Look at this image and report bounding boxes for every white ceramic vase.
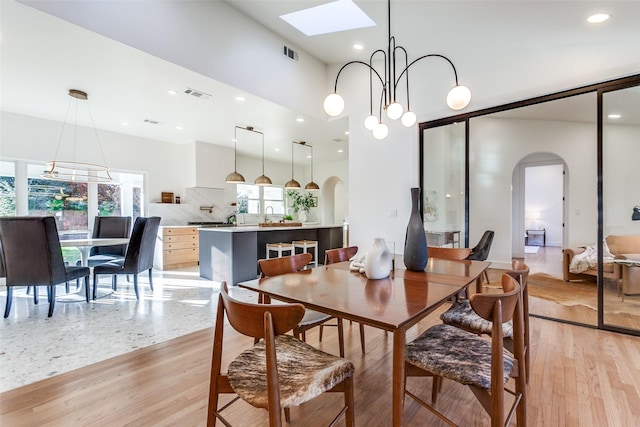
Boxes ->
[364,238,393,280]
[298,210,307,223]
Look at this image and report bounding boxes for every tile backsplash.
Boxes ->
[148,187,235,226]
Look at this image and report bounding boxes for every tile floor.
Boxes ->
[0,267,255,393]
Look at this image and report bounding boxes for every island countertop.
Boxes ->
[198,224,343,284]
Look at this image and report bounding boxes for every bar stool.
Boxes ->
[266,242,294,259]
[293,240,318,268]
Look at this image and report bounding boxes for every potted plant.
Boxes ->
[287,190,315,222]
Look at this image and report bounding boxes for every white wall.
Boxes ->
[525,164,564,247]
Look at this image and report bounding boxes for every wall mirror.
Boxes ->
[420,74,640,336]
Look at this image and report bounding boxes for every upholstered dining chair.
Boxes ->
[466,230,495,284]
[0,216,90,318]
[92,216,160,300]
[258,253,345,357]
[208,282,355,427]
[322,246,368,354]
[87,216,131,267]
[404,274,527,427]
[440,259,531,383]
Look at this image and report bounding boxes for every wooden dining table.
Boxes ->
[238,257,490,426]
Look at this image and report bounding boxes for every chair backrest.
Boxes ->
[219,282,305,339]
[508,259,530,291]
[324,246,358,265]
[0,216,67,287]
[427,246,472,260]
[470,273,520,323]
[90,216,131,256]
[258,253,312,278]
[466,230,494,261]
[123,216,161,272]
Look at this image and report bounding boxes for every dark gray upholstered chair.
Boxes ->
[404,274,527,426]
[208,282,355,426]
[92,216,160,300]
[0,216,90,318]
[87,216,131,267]
[466,230,494,284]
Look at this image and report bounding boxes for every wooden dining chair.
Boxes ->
[427,246,472,260]
[322,246,368,354]
[258,254,345,357]
[404,274,527,427]
[440,259,531,383]
[0,216,90,318]
[208,282,355,427]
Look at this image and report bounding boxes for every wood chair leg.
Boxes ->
[337,318,345,358]
[284,408,291,423]
[344,375,355,427]
[359,323,366,354]
[319,325,324,342]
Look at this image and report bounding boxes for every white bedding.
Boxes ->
[569,244,614,273]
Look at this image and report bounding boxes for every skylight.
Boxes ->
[280,0,375,36]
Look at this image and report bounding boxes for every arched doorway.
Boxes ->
[320,176,346,226]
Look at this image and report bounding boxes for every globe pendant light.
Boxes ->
[322,0,471,139]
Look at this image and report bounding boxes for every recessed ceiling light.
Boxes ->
[280,0,375,36]
[353,44,363,50]
[307,155,312,159]
[587,13,610,23]
[167,89,177,95]
[275,148,280,152]
[235,96,246,102]
[338,149,344,153]
[344,131,349,135]
[296,118,305,122]
[608,114,621,119]
[122,122,129,126]
[176,126,183,130]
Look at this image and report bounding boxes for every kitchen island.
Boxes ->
[199,224,343,285]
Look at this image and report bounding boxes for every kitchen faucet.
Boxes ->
[264,206,274,222]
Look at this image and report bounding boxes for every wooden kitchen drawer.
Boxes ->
[164,234,198,243]
[163,227,198,236]
[165,240,198,250]
[163,248,198,265]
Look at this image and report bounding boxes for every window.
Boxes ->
[98,183,122,216]
[0,161,16,216]
[236,184,284,215]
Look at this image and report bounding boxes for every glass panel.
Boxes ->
[237,183,259,214]
[0,161,16,216]
[602,84,640,332]
[422,122,466,248]
[264,186,284,215]
[97,183,122,216]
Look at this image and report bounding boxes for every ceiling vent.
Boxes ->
[283,45,299,61]
[144,118,161,125]
[184,87,212,99]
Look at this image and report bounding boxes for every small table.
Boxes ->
[613,259,640,300]
[525,229,546,246]
[426,230,461,248]
[60,238,129,266]
[238,258,489,426]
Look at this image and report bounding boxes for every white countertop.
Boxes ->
[198,224,340,233]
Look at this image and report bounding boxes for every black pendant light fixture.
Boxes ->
[322,0,471,140]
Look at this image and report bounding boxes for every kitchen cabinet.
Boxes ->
[154,226,199,270]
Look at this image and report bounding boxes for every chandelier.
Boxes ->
[41,89,112,182]
[322,0,471,140]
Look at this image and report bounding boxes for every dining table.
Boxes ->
[238,257,490,426]
[59,237,130,266]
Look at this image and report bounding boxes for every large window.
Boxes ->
[0,161,16,216]
[236,184,284,215]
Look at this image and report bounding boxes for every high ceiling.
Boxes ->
[2,0,639,165]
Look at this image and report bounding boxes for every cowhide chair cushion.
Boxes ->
[406,324,515,390]
[227,334,354,409]
[440,298,514,338]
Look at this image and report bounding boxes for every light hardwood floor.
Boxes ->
[2,301,640,426]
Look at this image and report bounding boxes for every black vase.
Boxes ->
[403,187,428,271]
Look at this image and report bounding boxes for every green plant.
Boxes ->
[283,214,294,221]
[287,190,315,213]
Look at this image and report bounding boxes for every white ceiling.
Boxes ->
[2,0,639,166]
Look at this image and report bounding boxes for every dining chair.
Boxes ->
[440,259,531,383]
[322,246,368,354]
[0,216,90,318]
[208,282,354,427]
[427,246,472,260]
[87,216,131,267]
[258,253,345,357]
[92,216,160,300]
[466,230,495,284]
[404,274,527,427]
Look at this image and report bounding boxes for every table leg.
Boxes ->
[392,328,406,427]
[77,247,91,267]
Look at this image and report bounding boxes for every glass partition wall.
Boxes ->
[420,74,640,335]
